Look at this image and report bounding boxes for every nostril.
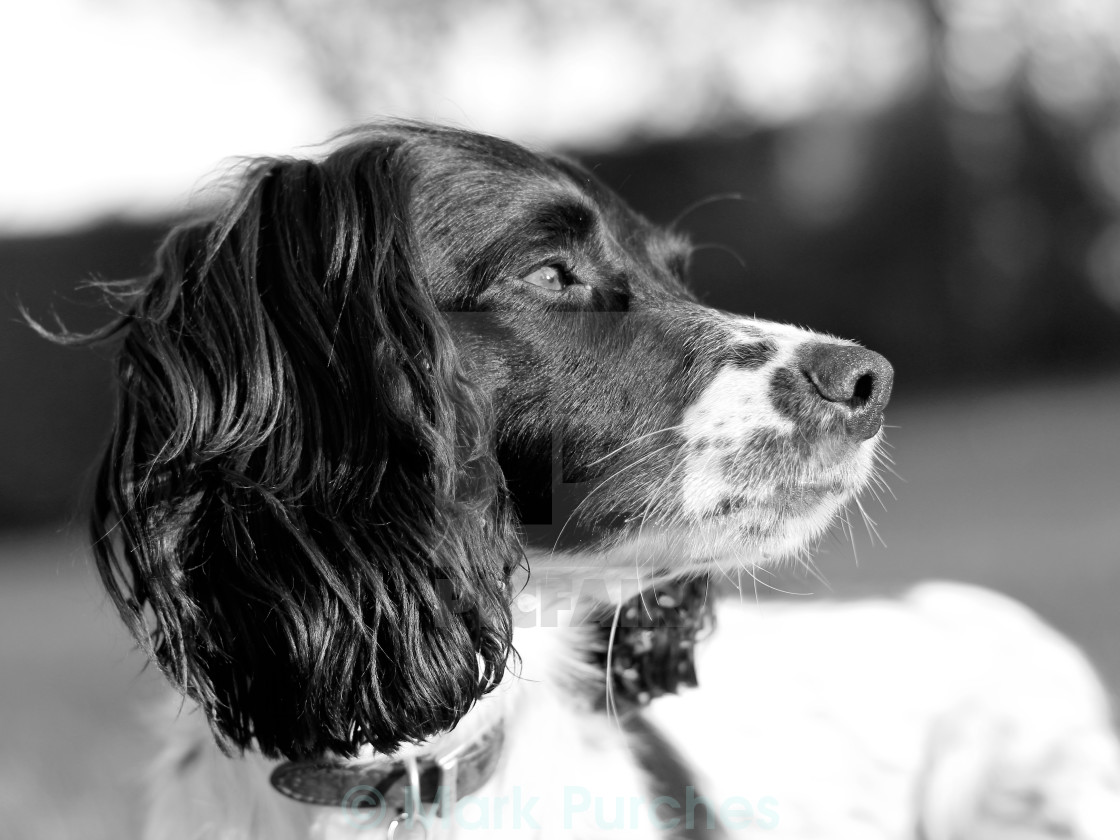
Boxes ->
[850,372,874,409]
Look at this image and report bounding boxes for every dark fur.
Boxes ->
[53,129,529,760]
[39,124,763,762]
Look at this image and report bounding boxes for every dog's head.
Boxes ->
[75,123,891,760]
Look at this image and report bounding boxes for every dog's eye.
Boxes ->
[521,264,568,292]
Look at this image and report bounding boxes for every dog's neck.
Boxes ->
[271,550,713,812]
[514,545,717,710]
[588,575,714,708]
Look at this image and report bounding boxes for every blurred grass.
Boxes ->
[0,530,161,840]
[1,372,1118,838]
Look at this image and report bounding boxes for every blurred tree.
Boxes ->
[217,0,929,146]
[214,0,1120,327]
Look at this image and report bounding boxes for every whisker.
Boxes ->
[841,507,860,566]
[736,561,813,597]
[854,496,885,547]
[874,474,902,497]
[585,424,685,468]
[875,458,904,486]
[633,449,687,551]
[690,242,748,273]
[670,192,747,230]
[550,442,678,553]
[636,558,654,621]
[604,598,625,729]
[799,552,832,592]
[867,484,890,513]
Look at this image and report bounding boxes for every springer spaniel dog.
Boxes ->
[54,124,1120,838]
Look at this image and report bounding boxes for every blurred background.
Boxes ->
[2,0,1119,836]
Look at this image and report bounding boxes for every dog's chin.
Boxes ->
[683,436,882,563]
[683,493,850,566]
[712,489,853,562]
[565,490,851,585]
[572,437,883,582]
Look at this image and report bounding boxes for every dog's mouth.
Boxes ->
[541,420,886,569]
[708,480,846,519]
[673,428,887,565]
[562,450,881,581]
[700,484,854,560]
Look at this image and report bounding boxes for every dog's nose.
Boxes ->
[800,344,894,440]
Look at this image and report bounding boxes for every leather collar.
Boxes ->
[270,724,504,815]
[270,576,712,812]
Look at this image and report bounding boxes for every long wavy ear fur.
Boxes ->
[51,135,520,760]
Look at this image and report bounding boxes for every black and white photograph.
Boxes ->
[2,1,1120,838]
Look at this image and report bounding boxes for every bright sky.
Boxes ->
[1,0,928,233]
[0,0,339,231]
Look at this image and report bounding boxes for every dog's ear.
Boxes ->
[78,141,520,759]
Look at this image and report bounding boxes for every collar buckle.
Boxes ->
[387,755,430,840]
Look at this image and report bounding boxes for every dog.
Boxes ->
[51,123,1120,838]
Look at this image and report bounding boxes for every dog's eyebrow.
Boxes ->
[531,198,597,240]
